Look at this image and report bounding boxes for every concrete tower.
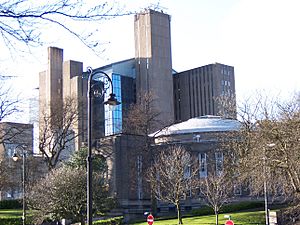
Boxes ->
[134,10,174,130]
[39,47,63,117]
[39,47,86,154]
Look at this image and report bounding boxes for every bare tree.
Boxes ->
[0,0,162,54]
[2,154,47,197]
[147,146,197,224]
[199,172,233,225]
[39,97,80,170]
[123,91,162,136]
[0,0,130,53]
[0,159,11,191]
[227,92,300,224]
[123,91,163,214]
[0,83,21,122]
[0,81,24,145]
[214,94,237,119]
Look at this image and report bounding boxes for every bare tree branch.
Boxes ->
[147,146,198,224]
[225,92,300,224]
[39,97,81,170]
[0,0,161,54]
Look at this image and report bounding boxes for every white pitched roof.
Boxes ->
[151,116,241,137]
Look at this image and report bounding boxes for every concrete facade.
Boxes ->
[174,63,236,122]
[96,116,244,220]
[38,11,236,154]
[135,10,174,131]
[0,122,34,200]
[39,47,86,155]
[39,47,63,117]
[63,60,86,151]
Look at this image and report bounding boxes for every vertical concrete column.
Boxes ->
[134,10,174,131]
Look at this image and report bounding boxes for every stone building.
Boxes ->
[0,122,45,200]
[38,9,236,155]
[35,9,238,221]
[94,116,242,220]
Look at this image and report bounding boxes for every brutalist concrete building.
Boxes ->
[95,116,242,220]
[37,9,237,220]
[38,9,236,149]
[174,63,236,122]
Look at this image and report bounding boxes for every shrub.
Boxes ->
[93,216,124,225]
[191,206,214,216]
[0,200,22,209]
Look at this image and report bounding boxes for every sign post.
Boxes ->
[147,214,154,225]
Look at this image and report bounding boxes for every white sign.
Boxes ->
[269,211,277,225]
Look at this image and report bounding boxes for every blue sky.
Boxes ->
[2,0,300,121]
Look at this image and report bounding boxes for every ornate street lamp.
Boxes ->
[12,145,27,225]
[86,67,120,225]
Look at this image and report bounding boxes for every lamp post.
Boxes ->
[263,154,269,225]
[263,143,275,225]
[12,145,27,225]
[86,67,120,225]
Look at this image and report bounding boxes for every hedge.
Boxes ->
[191,201,264,216]
[221,201,264,213]
[0,199,22,209]
[93,216,124,225]
[0,218,22,225]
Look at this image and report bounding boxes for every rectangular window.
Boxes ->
[215,152,223,176]
[193,134,201,142]
[137,155,143,199]
[184,165,191,178]
[5,143,18,157]
[234,184,242,195]
[184,165,192,198]
[199,153,207,178]
[105,73,122,136]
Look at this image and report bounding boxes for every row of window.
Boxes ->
[135,152,242,199]
[192,152,224,178]
[105,74,122,135]
[136,152,224,181]
[221,80,231,87]
[221,68,232,76]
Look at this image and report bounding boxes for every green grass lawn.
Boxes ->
[131,210,266,225]
[0,209,23,218]
[0,209,266,224]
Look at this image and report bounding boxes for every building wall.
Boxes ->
[63,60,86,152]
[99,128,245,219]
[47,47,63,116]
[39,47,64,155]
[174,63,236,122]
[0,122,35,200]
[135,10,174,131]
[97,134,150,205]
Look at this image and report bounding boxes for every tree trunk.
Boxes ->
[176,201,183,224]
[215,211,219,225]
[151,191,157,216]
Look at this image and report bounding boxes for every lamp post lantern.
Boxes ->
[12,145,27,225]
[86,68,120,225]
